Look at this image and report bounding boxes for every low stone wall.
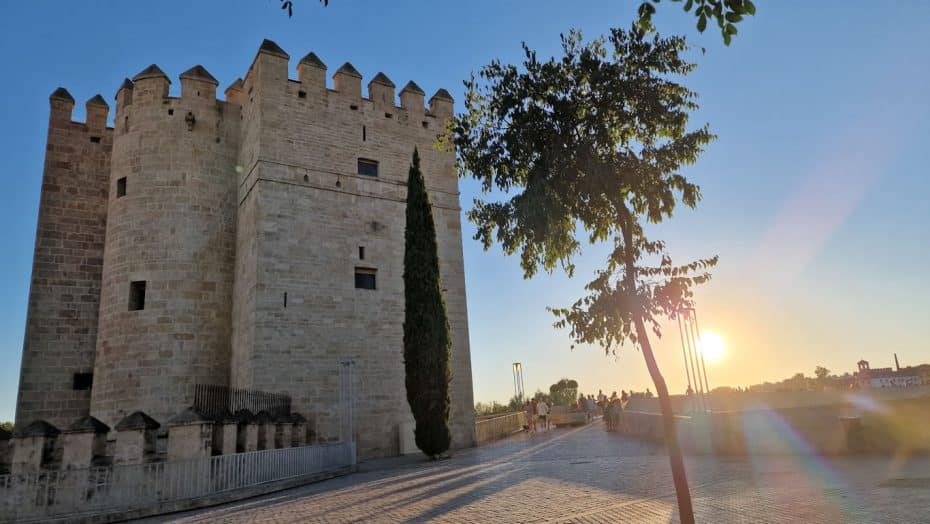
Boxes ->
[625,385,930,414]
[475,412,526,445]
[549,406,589,427]
[611,395,930,456]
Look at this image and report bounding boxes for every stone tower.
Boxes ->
[14,39,476,458]
[90,63,239,426]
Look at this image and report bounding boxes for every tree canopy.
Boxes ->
[637,0,755,45]
[549,378,580,406]
[815,366,831,382]
[453,27,717,352]
[451,25,715,523]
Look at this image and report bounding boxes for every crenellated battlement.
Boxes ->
[95,39,453,134]
[47,87,116,135]
[240,38,453,127]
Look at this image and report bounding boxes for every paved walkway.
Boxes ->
[152,421,930,523]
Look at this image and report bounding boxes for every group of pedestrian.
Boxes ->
[572,388,646,431]
[523,398,550,434]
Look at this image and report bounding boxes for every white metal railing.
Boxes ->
[475,412,526,445]
[0,442,355,522]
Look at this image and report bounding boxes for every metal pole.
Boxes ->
[692,308,711,397]
[684,311,706,412]
[677,314,694,395]
[513,363,520,402]
[682,308,704,411]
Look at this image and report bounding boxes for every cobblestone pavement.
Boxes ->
[153,421,930,523]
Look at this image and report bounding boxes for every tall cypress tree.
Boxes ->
[403,148,453,459]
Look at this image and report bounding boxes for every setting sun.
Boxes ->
[700,331,726,362]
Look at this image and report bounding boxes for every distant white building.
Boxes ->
[856,360,920,388]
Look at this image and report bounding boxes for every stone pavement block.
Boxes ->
[150,421,930,524]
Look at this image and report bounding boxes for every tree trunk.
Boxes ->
[634,315,695,524]
[617,205,695,523]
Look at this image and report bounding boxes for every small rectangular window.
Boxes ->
[357,159,379,177]
[362,126,366,141]
[90,136,101,143]
[116,177,127,198]
[73,372,93,390]
[298,91,307,99]
[354,268,376,290]
[129,280,146,311]
[358,246,365,260]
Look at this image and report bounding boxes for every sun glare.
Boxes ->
[699,331,726,362]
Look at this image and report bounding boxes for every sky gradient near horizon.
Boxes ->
[1,1,929,422]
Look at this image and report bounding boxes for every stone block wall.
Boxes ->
[229,45,475,458]
[15,91,111,428]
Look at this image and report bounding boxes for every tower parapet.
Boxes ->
[49,87,75,123]
[298,52,327,95]
[115,78,134,117]
[400,81,426,119]
[224,78,244,106]
[368,72,395,112]
[180,65,219,101]
[429,88,454,119]
[85,95,109,135]
[131,64,170,104]
[333,62,362,99]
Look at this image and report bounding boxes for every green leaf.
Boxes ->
[684,0,694,11]
[725,12,742,22]
[697,15,707,32]
[745,0,756,15]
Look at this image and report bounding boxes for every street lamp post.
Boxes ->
[512,362,525,403]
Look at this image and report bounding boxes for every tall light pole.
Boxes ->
[677,307,710,412]
[512,362,525,403]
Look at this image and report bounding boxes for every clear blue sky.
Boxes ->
[2,1,930,421]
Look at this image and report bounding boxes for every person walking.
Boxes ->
[525,400,536,434]
[536,398,549,431]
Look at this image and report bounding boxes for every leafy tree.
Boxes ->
[531,389,548,402]
[815,366,831,382]
[281,0,755,44]
[637,0,755,45]
[475,395,526,415]
[403,148,453,459]
[549,378,580,406]
[0,421,12,434]
[474,401,510,416]
[452,27,715,523]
